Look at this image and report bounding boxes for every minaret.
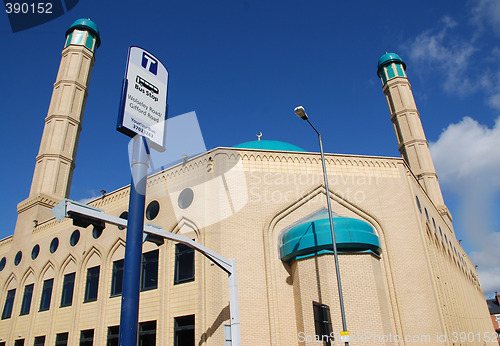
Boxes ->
[15,19,100,231]
[377,53,451,224]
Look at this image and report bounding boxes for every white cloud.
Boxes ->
[430,116,500,295]
[406,17,476,95]
[471,0,500,36]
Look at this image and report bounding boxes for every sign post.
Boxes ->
[117,47,168,346]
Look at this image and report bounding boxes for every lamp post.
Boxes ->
[294,106,349,345]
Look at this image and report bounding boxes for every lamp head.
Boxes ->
[294,106,308,120]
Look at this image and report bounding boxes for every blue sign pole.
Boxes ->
[119,136,150,346]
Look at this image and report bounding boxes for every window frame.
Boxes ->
[60,272,76,307]
[174,315,195,346]
[313,301,333,346]
[107,326,120,346]
[55,332,69,346]
[1,289,16,319]
[19,283,34,316]
[110,259,124,297]
[141,250,159,291]
[139,320,157,346]
[80,329,94,346]
[174,243,195,285]
[39,278,54,312]
[84,266,100,303]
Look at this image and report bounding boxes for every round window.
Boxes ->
[31,244,40,260]
[0,257,5,271]
[92,226,103,239]
[70,230,80,247]
[14,251,22,266]
[178,188,194,209]
[118,211,128,230]
[50,237,59,253]
[146,201,160,220]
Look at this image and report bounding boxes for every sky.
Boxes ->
[1,0,499,296]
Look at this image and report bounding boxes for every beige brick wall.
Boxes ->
[0,148,494,345]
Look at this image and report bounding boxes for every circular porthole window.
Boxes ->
[31,244,40,260]
[178,188,194,209]
[118,211,128,230]
[70,230,80,247]
[92,226,103,239]
[146,201,160,220]
[0,257,5,271]
[14,251,22,266]
[50,237,59,253]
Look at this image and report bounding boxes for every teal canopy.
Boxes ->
[279,211,381,262]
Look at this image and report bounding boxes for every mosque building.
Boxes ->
[0,19,495,345]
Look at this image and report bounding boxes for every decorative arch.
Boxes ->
[107,238,126,264]
[82,247,103,269]
[4,273,17,291]
[39,261,56,281]
[19,267,36,287]
[60,254,77,277]
[260,184,401,345]
[170,217,200,239]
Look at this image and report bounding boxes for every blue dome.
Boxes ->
[279,211,381,262]
[66,18,101,47]
[377,52,406,77]
[234,140,305,152]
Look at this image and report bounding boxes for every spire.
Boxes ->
[16,19,100,230]
[378,53,452,224]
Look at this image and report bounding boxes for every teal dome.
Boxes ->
[66,18,101,47]
[377,52,406,77]
[279,211,381,262]
[234,140,305,152]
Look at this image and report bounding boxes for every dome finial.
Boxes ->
[257,132,262,141]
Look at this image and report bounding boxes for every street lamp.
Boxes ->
[294,106,349,345]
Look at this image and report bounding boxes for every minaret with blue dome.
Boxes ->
[17,19,101,232]
[377,53,451,224]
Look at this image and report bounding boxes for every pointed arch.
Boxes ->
[60,254,78,277]
[107,238,126,263]
[4,273,17,291]
[19,267,36,286]
[39,260,56,281]
[170,217,200,239]
[82,246,103,269]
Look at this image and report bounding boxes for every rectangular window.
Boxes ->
[110,259,124,297]
[141,250,158,291]
[174,244,194,284]
[139,320,156,346]
[60,273,76,307]
[313,301,333,346]
[55,332,68,346]
[174,315,195,346]
[107,326,119,346]
[2,289,16,319]
[33,336,46,346]
[14,340,24,346]
[39,279,54,312]
[80,329,94,346]
[20,284,34,316]
[84,266,100,302]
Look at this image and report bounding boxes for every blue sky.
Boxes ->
[1,0,499,295]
